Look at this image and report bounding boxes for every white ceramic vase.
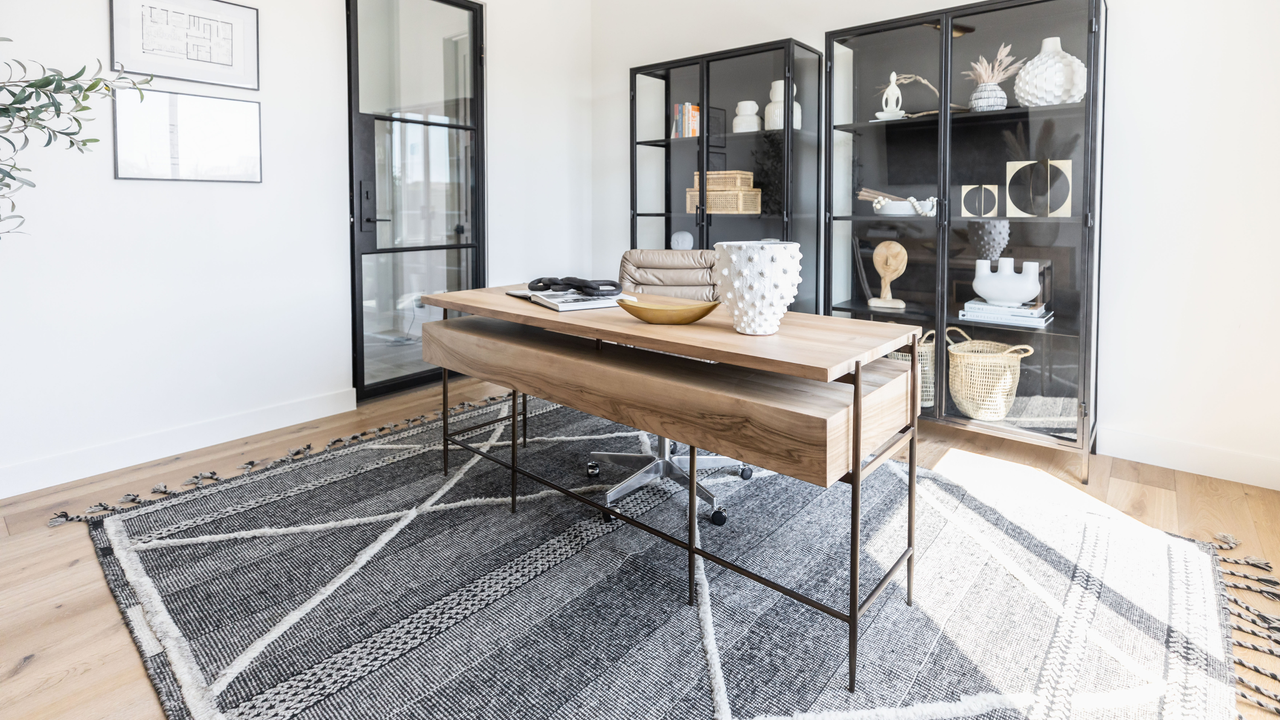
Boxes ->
[711,240,802,335]
[732,101,761,133]
[969,82,1007,112]
[972,258,1040,307]
[968,220,1010,260]
[1014,37,1087,107]
[763,81,801,131]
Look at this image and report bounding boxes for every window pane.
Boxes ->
[362,249,471,386]
[357,0,474,125]
[374,120,474,249]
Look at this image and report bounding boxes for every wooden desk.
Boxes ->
[423,284,915,382]
[420,286,920,691]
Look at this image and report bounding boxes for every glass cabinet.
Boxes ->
[631,39,823,313]
[825,0,1106,478]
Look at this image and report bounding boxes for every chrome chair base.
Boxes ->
[591,437,740,525]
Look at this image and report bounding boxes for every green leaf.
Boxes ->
[82,138,99,144]
[65,66,86,81]
[86,78,102,93]
[26,76,53,89]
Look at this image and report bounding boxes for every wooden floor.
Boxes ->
[1,379,1277,719]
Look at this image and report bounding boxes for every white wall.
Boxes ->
[0,0,594,499]
[590,0,1280,491]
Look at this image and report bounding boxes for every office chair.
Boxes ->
[589,249,754,526]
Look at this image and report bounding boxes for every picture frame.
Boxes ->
[113,88,262,183]
[707,107,727,148]
[111,0,260,90]
[708,152,728,172]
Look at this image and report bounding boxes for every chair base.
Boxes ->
[591,437,737,520]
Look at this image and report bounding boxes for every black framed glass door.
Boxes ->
[348,0,486,399]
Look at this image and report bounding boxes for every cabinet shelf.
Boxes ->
[832,102,1087,134]
[636,128,819,148]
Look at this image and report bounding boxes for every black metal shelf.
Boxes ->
[833,300,935,322]
[637,128,820,147]
[832,102,1087,133]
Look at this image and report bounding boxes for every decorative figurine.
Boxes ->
[973,258,1042,307]
[867,241,908,310]
[875,72,906,121]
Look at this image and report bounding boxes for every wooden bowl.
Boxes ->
[616,298,719,325]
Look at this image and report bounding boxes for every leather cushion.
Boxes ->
[618,249,718,302]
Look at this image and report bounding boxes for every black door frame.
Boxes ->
[346,0,487,401]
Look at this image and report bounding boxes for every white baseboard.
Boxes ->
[1097,425,1280,492]
[0,389,357,501]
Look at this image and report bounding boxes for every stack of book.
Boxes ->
[958,299,1053,329]
[671,103,700,138]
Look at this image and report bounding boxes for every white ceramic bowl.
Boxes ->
[874,199,934,217]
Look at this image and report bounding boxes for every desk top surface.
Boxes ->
[421,285,919,382]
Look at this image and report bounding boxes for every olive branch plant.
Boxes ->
[1,36,150,236]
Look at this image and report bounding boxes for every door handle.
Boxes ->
[359,181,377,232]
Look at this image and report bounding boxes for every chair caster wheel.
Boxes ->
[739,467,753,480]
[601,510,614,523]
[586,461,600,477]
[710,509,728,526]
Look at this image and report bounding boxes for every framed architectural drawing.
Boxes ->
[114,89,262,182]
[111,0,259,90]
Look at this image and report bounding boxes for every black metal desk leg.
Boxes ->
[908,337,918,607]
[442,369,450,475]
[850,360,862,692]
[510,390,519,513]
[688,446,698,607]
[521,393,528,448]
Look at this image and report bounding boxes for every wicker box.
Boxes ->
[693,171,754,191]
[685,188,762,215]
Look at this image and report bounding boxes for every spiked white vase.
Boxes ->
[1014,37,1087,108]
[712,240,802,335]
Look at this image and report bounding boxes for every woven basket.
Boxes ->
[693,171,754,191]
[888,330,935,408]
[945,327,1034,421]
[685,188,762,214]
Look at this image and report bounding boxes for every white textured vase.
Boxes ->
[1014,37,1087,107]
[711,240,802,335]
[968,220,1011,260]
[972,258,1041,307]
[763,81,801,131]
[969,82,1007,112]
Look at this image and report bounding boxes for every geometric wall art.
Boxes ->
[960,184,999,217]
[1006,159,1072,217]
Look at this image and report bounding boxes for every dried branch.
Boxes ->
[961,43,1026,85]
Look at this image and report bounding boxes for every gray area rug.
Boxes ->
[72,398,1244,720]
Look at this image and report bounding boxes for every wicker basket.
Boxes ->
[686,188,762,214]
[945,327,1034,421]
[693,170,754,191]
[888,330,936,408]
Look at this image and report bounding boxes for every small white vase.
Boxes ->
[972,258,1040,307]
[711,240,803,335]
[1014,37,1087,107]
[763,81,801,131]
[732,100,761,133]
[969,82,1007,112]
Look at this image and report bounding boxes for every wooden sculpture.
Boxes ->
[868,241,908,310]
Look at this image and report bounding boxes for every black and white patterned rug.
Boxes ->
[69,398,1248,720]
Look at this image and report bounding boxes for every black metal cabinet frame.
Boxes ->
[823,0,1106,480]
[628,38,823,254]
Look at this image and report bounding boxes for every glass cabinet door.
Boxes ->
[633,64,701,251]
[830,22,943,404]
[944,0,1091,441]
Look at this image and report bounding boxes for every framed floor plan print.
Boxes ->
[111,0,259,90]
[114,89,262,182]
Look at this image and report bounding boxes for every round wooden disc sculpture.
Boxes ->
[867,241,908,310]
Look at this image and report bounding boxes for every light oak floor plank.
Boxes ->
[1105,477,1179,534]
[0,382,1277,719]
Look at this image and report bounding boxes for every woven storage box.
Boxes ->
[888,329,936,408]
[685,188,762,214]
[693,170,754,191]
[945,327,1034,421]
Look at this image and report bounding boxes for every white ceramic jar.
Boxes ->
[711,240,803,335]
[763,81,801,131]
[1014,37,1087,107]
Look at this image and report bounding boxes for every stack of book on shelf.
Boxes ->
[959,299,1053,329]
[671,103,700,138]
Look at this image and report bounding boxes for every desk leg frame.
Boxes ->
[436,334,919,696]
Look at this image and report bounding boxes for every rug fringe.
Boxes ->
[1223,555,1274,572]
[1236,688,1280,717]
[1224,568,1280,587]
[47,395,515,528]
[1226,581,1280,603]
[1212,531,1280,718]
